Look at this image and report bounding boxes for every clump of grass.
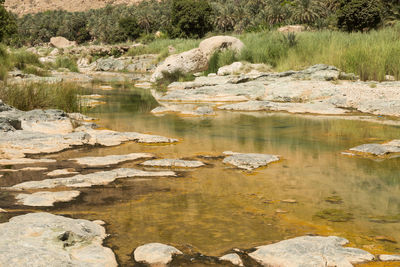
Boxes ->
[10,50,42,70]
[0,45,11,81]
[23,65,50,77]
[55,56,79,72]
[0,82,83,112]
[204,49,239,75]
[155,70,195,91]
[314,209,353,222]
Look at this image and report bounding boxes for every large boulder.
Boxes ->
[151,36,244,82]
[50,36,77,49]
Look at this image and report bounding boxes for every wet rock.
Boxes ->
[151,104,215,116]
[348,141,400,156]
[141,159,205,168]
[47,169,79,177]
[249,236,374,267]
[223,151,280,171]
[219,253,243,266]
[134,243,183,265]
[71,153,154,167]
[0,212,117,266]
[16,191,80,206]
[9,168,176,190]
[378,254,400,261]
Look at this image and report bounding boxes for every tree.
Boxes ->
[169,0,213,38]
[290,0,325,25]
[119,17,142,40]
[0,0,17,42]
[337,0,382,31]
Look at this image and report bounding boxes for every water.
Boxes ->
[4,86,400,265]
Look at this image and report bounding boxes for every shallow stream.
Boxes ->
[2,86,400,266]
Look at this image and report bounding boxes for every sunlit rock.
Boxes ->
[378,254,400,261]
[71,153,154,167]
[141,159,205,168]
[223,151,280,171]
[219,253,243,266]
[249,236,374,267]
[16,191,80,206]
[47,169,79,177]
[348,140,400,156]
[0,213,117,266]
[134,243,182,265]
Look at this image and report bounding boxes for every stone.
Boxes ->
[9,168,176,190]
[249,236,374,267]
[94,57,126,72]
[16,191,80,206]
[134,243,183,265]
[217,62,244,76]
[0,212,117,266]
[50,36,77,48]
[47,169,79,177]
[198,36,244,59]
[71,153,154,167]
[0,158,56,165]
[281,199,297,203]
[375,236,397,243]
[278,25,305,33]
[348,141,400,156]
[223,151,280,171]
[141,159,205,168]
[49,48,59,56]
[219,253,243,266]
[0,208,6,212]
[378,254,400,261]
[19,167,48,171]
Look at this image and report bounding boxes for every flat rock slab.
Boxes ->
[47,169,79,177]
[71,153,154,167]
[0,158,56,166]
[378,254,400,261]
[219,100,348,115]
[134,243,183,265]
[219,253,244,266]
[249,236,374,267]
[223,151,280,171]
[16,191,80,206]
[9,168,176,190]
[348,140,400,156]
[0,212,117,266]
[141,159,205,168]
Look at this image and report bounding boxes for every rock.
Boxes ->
[0,117,21,132]
[223,151,280,171]
[155,31,162,38]
[375,236,397,243]
[275,209,288,214]
[47,169,78,177]
[16,191,80,206]
[49,48,59,56]
[0,158,55,165]
[151,48,207,82]
[348,141,400,156]
[151,104,215,116]
[18,167,47,171]
[198,36,244,59]
[281,199,297,203]
[94,57,126,72]
[378,254,400,261]
[77,57,90,68]
[219,253,243,266]
[9,168,176,190]
[71,153,154,167]
[168,45,176,54]
[194,106,215,115]
[0,208,6,212]
[0,212,117,266]
[141,159,205,168]
[278,25,305,33]
[249,236,374,267]
[217,62,244,76]
[134,243,183,265]
[151,36,244,81]
[50,36,77,48]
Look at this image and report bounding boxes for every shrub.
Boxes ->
[55,56,79,72]
[119,17,142,41]
[0,0,17,42]
[337,0,382,32]
[168,0,213,38]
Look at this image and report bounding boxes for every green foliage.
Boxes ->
[55,56,79,72]
[0,82,82,112]
[155,70,195,91]
[337,0,382,31]
[11,50,41,70]
[119,17,142,41]
[169,0,213,38]
[205,49,237,74]
[0,1,17,43]
[0,45,10,80]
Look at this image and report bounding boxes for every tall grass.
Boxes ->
[238,25,400,81]
[0,45,11,81]
[0,82,83,112]
[55,56,79,72]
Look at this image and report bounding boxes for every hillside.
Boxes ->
[4,0,142,16]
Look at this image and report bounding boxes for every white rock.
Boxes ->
[141,159,205,168]
[223,151,280,171]
[47,169,79,177]
[0,212,117,266]
[379,254,400,261]
[18,167,48,171]
[198,36,244,59]
[134,243,182,265]
[278,25,305,33]
[10,168,176,190]
[220,253,243,266]
[50,36,77,48]
[249,236,374,267]
[16,191,80,206]
[217,62,243,76]
[71,153,154,167]
[0,158,56,166]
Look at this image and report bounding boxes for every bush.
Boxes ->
[337,0,382,32]
[0,0,17,43]
[55,56,79,72]
[119,17,142,41]
[168,0,213,38]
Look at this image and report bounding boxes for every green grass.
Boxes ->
[154,70,195,91]
[55,56,79,72]
[0,82,83,112]
[0,45,10,81]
